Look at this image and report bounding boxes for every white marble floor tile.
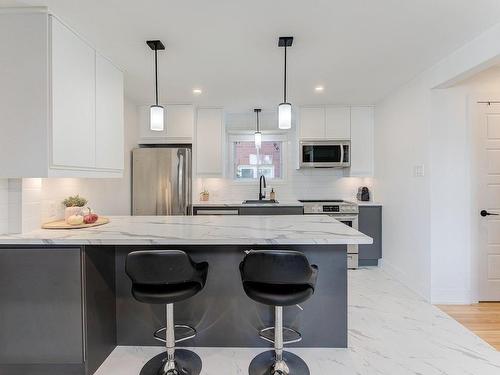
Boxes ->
[95,267,500,375]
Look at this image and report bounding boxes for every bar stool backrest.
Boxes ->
[126,250,200,285]
[240,250,317,288]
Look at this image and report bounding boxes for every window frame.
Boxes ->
[227,131,288,184]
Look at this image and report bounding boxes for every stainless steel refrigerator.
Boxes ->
[132,147,192,215]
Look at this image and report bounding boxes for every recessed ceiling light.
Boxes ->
[315,86,324,92]
[193,88,202,95]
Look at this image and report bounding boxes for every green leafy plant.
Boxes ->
[62,195,88,208]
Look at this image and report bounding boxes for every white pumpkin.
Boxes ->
[67,215,84,226]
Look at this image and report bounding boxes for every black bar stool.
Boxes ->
[126,250,208,375]
[240,250,318,375]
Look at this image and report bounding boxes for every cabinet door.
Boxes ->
[196,108,223,176]
[299,107,325,139]
[358,206,382,264]
[0,248,83,363]
[350,106,374,176]
[166,105,194,140]
[96,54,124,170]
[139,105,194,143]
[325,106,350,139]
[51,16,96,168]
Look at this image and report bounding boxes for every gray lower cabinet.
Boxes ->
[239,206,303,215]
[193,206,240,215]
[0,246,116,375]
[0,248,84,364]
[358,206,382,266]
[193,206,304,215]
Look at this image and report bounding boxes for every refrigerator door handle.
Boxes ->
[178,152,184,214]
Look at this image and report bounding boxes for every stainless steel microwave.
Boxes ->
[299,140,351,168]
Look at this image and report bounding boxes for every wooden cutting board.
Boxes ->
[42,217,109,229]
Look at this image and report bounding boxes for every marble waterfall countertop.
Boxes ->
[0,215,372,246]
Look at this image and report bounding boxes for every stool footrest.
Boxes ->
[259,326,302,345]
[153,324,196,344]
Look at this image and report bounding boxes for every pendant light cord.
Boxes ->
[283,45,287,103]
[154,45,159,106]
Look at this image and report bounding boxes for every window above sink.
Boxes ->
[228,133,286,181]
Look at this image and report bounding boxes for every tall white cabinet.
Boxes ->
[0,10,124,177]
[350,106,374,176]
[195,108,224,177]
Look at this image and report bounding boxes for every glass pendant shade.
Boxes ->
[254,131,262,149]
[278,102,292,129]
[150,105,164,131]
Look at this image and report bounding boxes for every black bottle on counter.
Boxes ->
[357,186,370,202]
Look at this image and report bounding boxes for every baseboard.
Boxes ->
[379,259,430,301]
[430,288,472,305]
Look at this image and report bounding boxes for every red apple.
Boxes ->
[83,207,99,224]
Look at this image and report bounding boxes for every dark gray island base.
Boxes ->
[0,243,347,375]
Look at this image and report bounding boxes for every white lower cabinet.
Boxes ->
[195,108,224,176]
[138,104,194,144]
[350,106,374,176]
[0,11,124,178]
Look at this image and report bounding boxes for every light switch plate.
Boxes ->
[414,165,425,177]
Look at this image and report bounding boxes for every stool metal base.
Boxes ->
[248,350,310,375]
[139,349,202,375]
[259,327,302,345]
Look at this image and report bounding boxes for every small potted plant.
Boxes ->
[200,189,209,202]
[62,195,88,221]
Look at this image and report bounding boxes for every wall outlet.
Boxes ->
[414,165,425,177]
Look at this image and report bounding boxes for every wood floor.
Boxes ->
[438,303,500,350]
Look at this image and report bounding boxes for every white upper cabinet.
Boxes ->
[0,10,124,178]
[195,108,224,176]
[299,106,350,139]
[326,106,350,139]
[350,106,374,176]
[51,17,96,169]
[299,107,325,139]
[139,104,194,143]
[95,54,124,170]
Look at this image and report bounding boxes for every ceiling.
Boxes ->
[6,0,500,110]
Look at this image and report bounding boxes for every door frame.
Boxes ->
[469,93,500,302]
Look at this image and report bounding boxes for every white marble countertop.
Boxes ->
[0,215,372,246]
[193,200,304,207]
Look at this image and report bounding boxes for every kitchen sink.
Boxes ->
[242,200,279,204]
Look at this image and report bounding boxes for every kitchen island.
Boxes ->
[0,215,371,375]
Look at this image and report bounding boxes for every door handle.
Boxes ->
[481,210,499,217]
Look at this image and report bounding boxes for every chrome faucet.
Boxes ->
[259,175,267,200]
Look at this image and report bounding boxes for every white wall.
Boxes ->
[194,111,374,203]
[375,19,500,303]
[375,78,432,300]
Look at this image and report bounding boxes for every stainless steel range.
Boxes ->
[300,200,359,269]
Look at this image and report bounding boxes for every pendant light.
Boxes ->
[147,40,165,132]
[254,108,262,149]
[278,36,293,129]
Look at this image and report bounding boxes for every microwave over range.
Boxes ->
[299,140,350,168]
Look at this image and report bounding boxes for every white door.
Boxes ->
[478,102,500,300]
